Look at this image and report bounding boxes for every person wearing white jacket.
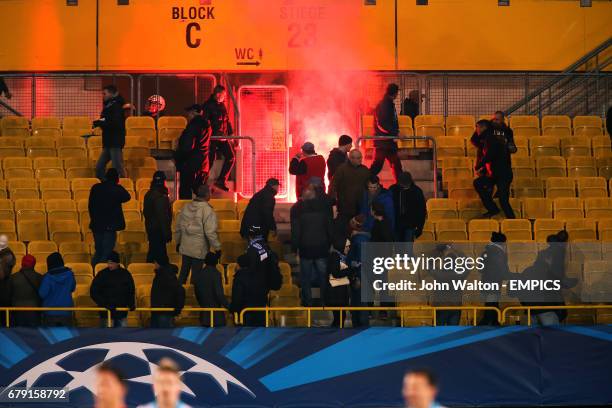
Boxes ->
[175,185,222,284]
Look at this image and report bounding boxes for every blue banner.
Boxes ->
[0,326,611,407]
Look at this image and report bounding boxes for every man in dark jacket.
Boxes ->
[359,175,395,232]
[473,120,515,219]
[329,149,371,228]
[39,253,76,327]
[89,168,132,267]
[143,171,172,265]
[492,111,517,155]
[245,225,283,296]
[150,263,185,328]
[370,83,403,182]
[90,251,135,328]
[10,255,42,327]
[326,135,353,181]
[401,90,420,121]
[175,104,211,199]
[192,252,228,327]
[0,237,14,328]
[291,187,333,306]
[203,85,234,192]
[94,85,127,179]
[390,171,426,245]
[230,255,269,327]
[240,178,279,240]
[478,232,510,326]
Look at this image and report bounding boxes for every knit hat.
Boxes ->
[338,134,352,147]
[265,178,280,187]
[491,232,507,243]
[46,252,65,270]
[151,171,166,187]
[301,142,315,154]
[21,254,36,269]
[107,251,120,264]
[105,168,119,183]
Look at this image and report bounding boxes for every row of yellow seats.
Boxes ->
[0,143,152,161]
[435,135,611,160]
[361,114,608,139]
[420,217,612,242]
[0,116,187,149]
[0,178,142,201]
[511,177,612,199]
[0,156,156,176]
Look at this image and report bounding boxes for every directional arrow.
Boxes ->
[237,61,261,66]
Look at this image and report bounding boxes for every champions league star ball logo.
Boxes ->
[7,342,255,404]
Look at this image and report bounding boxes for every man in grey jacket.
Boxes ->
[175,185,222,284]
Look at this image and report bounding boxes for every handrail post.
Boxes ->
[339,309,343,329]
[432,308,437,327]
[265,308,269,328]
[307,308,311,328]
[5,309,9,328]
[210,310,214,328]
[527,308,532,326]
[107,309,112,328]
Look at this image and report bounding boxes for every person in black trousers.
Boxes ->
[473,120,515,218]
[94,85,127,179]
[478,232,510,326]
[175,104,211,199]
[89,168,131,267]
[370,83,403,182]
[143,171,172,265]
[192,252,228,327]
[239,178,279,241]
[389,171,426,256]
[204,85,235,192]
[150,263,185,328]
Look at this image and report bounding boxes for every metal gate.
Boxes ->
[137,74,217,116]
[238,85,290,199]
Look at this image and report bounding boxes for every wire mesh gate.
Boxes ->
[238,85,290,199]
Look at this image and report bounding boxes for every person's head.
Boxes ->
[21,254,36,270]
[493,111,506,126]
[152,358,182,408]
[194,184,211,201]
[350,214,366,232]
[386,83,400,99]
[476,119,490,135]
[301,142,316,156]
[408,89,420,102]
[213,85,226,103]
[266,178,280,195]
[402,369,439,408]
[491,231,507,244]
[204,251,219,266]
[0,234,8,250]
[95,362,127,408]
[102,85,118,102]
[46,252,64,271]
[371,201,386,220]
[105,168,120,184]
[547,229,569,244]
[348,149,363,167]
[107,251,120,271]
[367,175,381,195]
[185,104,202,121]
[338,135,353,152]
[398,171,413,188]
[151,170,167,189]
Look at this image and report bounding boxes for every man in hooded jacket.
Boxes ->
[143,171,172,265]
[94,85,127,179]
[39,253,76,327]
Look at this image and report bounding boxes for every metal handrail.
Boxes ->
[501,304,612,326]
[174,135,256,200]
[505,37,612,115]
[355,135,438,198]
[2,307,234,328]
[0,99,22,116]
[239,306,501,327]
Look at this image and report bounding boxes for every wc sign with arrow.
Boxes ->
[235,47,263,66]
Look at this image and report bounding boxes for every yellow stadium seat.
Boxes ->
[599,220,612,241]
[39,178,70,192]
[435,136,465,160]
[448,178,478,200]
[128,167,156,181]
[512,177,544,198]
[512,136,529,157]
[561,136,591,157]
[435,219,467,241]
[0,203,14,222]
[57,136,86,149]
[218,219,241,242]
[573,116,603,137]
[468,219,499,241]
[596,156,612,179]
[397,115,415,147]
[545,177,575,198]
[18,219,48,241]
[553,197,584,219]
[0,147,25,158]
[41,189,71,201]
[210,199,237,220]
[126,116,155,129]
[157,116,187,149]
[536,156,566,178]
[415,115,444,147]
[591,135,611,158]
[118,178,135,191]
[125,135,149,148]
[32,117,61,138]
[1,116,30,137]
[71,178,99,192]
[509,115,540,137]
[58,146,87,159]
[445,115,474,137]
[565,218,597,241]
[577,177,608,198]
[522,197,553,219]
[417,221,435,241]
[36,168,65,179]
[66,167,95,179]
[25,136,57,157]
[530,136,560,157]
[172,199,191,216]
[533,219,564,242]
[0,221,17,240]
[426,198,458,220]
[63,116,91,130]
[128,262,156,276]
[220,240,246,264]
[506,241,538,268]
[541,115,571,137]
[0,137,24,148]
[5,167,34,179]
[566,156,597,178]
[3,156,32,170]
[442,166,473,189]
[511,156,535,178]
[49,219,81,244]
[501,219,533,241]
[584,198,612,221]
[60,242,91,264]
